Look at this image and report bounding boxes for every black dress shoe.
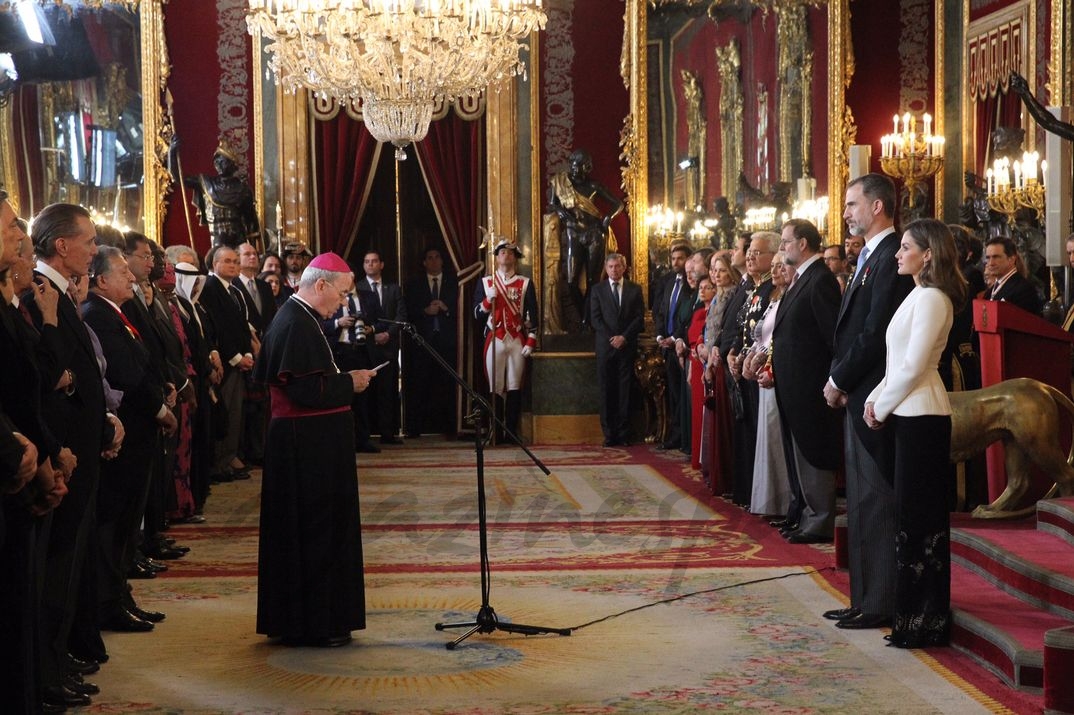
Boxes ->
[64,673,100,696]
[356,442,381,453]
[42,685,91,707]
[779,525,800,538]
[101,609,154,633]
[146,546,186,560]
[823,606,860,621]
[127,562,157,579]
[173,514,207,524]
[769,518,793,528]
[66,653,100,675]
[602,438,621,447]
[381,436,403,445]
[229,468,252,481]
[129,605,166,623]
[141,558,169,573]
[835,612,892,629]
[786,532,832,544]
[39,698,66,714]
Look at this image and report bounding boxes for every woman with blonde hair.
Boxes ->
[864,219,967,649]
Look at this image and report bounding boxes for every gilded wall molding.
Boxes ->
[142,0,171,246]
[1049,0,1071,106]
[278,89,311,249]
[715,39,743,202]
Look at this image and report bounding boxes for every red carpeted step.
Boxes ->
[950,563,1071,692]
[950,516,1074,619]
[1038,497,1074,548]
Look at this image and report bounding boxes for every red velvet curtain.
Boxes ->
[414,111,486,426]
[313,114,380,255]
[13,85,44,216]
[414,112,486,277]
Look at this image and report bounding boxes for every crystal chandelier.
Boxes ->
[247,0,547,159]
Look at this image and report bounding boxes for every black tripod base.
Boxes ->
[435,605,571,650]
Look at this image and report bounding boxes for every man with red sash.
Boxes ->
[474,239,538,440]
[253,252,376,648]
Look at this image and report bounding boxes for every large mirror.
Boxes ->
[622,0,848,298]
[0,1,169,243]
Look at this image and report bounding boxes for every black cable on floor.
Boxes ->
[566,566,837,632]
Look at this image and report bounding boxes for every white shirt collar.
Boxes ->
[34,260,69,295]
[795,253,823,276]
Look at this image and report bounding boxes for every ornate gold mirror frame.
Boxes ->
[0,1,170,242]
[141,0,171,246]
[620,0,848,300]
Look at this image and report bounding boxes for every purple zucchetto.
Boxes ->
[307,252,351,273]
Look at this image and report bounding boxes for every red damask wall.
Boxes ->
[539,0,630,256]
[162,2,254,257]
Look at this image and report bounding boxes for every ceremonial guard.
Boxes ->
[474,239,538,440]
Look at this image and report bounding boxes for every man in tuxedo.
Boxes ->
[24,202,121,705]
[403,247,458,437]
[361,251,406,444]
[589,253,644,447]
[769,219,842,543]
[322,274,380,453]
[651,242,692,449]
[198,246,254,481]
[983,237,1041,314]
[236,241,276,465]
[82,247,176,636]
[824,173,914,630]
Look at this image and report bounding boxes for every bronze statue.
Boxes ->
[949,378,1074,519]
[1009,72,1074,142]
[546,148,624,331]
[169,136,260,249]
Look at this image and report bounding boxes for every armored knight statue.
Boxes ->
[169,136,260,249]
[546,149,624,332]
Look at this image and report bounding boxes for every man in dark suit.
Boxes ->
[984,236,1042,314]
[403,247,458,437]
[24,202,122,705]
[825,173,914,630]
[236,241,277,465]
[651,242,692,449]
[197,246,254,481]
[361,251,407,444]
[322,276,380,453]
[82,247,177,637]
[769,219,842,543]
[589,252,644,446]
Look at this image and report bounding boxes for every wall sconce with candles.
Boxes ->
[880,111,945,209]
[985,151,1047,225]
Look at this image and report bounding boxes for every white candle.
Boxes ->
[893,114,900,135]
[923,113,932,137]
[1042,159,1048,189]
[986,168,993,195]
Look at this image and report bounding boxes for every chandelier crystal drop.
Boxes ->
[247,0,547,157]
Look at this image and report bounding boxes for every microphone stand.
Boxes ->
[394,320,570,649]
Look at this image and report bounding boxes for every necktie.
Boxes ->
[373,281,381,303]
[858,244,871,271]
[247,277,261,312]
[612,281,620,308]
[667,275,681,335]
[431,276,441,332]
[113,305,141,341]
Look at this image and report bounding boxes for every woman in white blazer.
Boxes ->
[864,219,967,649]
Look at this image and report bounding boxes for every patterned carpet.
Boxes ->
[83,441,1025,713]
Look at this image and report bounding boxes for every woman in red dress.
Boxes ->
[699,254,740,494]
[686,277,716,470]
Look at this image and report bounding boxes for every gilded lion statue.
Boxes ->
[950,378,1074,519]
